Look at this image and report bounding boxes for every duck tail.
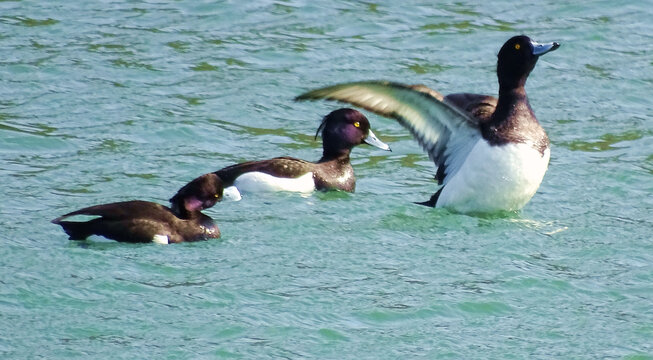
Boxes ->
[51,218,93,240]
[414,188,442,208]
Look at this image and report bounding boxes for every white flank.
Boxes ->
[436,141,550,213]
[222,186,243,201]
[233,171,316,193]
[152,234,169,245]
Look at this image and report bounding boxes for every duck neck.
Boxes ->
[482,85,541,147]
[493,86,532,123]
[171,201,198,220]
[497,56,533,93]
[498,74,528,93]
[319,145,352,163]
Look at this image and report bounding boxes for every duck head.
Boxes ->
[170,173,224,216]
[315,108,390,157]
[497,35,560,90]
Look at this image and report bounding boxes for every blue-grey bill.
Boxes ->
[365,129,391,151]
[531,40,560,56]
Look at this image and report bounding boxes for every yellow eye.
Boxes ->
[353,121,360,128]
[514,43,521,50]
[214,194,219,198]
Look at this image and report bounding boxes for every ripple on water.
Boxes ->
[2,0,653,359]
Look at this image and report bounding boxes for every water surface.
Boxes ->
[1,1,652,358]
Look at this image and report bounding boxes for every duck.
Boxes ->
[214,108,390,199]
[51,173,223,244]
[296,35,560,213]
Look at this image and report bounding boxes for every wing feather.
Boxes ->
[52,201,166,223]
[296,81,481,184]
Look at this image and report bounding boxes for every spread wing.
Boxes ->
[296,81,481,184]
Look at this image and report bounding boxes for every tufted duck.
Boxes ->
[214,108,390,199]
[52,173,223,243]
[296,35,560,213]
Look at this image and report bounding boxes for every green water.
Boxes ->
[1,1,652,358]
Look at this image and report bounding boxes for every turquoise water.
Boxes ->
[2,0,652,358]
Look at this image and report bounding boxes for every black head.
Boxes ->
[169,173,224,215]
[497,35,560,89]
[315,108,390,156]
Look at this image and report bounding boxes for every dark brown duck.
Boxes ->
[52,173,223,244]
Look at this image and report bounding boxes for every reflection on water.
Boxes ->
[562,130,646,152]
